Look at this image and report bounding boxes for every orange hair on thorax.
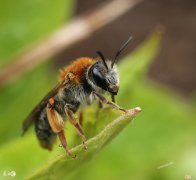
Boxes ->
[59,57,95,83]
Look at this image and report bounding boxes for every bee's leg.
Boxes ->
[47,99,75,158]
[64,105,87,150]
[79,111,84,126]
[57,130,76,158]
[95,100,103,119]
[98,100,103,108]
[93,91,128,113]
[111,94,116,103]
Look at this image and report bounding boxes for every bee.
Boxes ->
[22,37,132,157]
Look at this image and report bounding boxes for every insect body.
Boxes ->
[22,37,132,157]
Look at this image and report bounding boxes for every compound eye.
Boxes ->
[92,67,107,89]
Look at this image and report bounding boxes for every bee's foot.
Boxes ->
[66,149,77,159]
[120,108,129,114]
[124,109,130,114]
[83,141,88,150]
[59,144,76,158]
[71,154,77,159]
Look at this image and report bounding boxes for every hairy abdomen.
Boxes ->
[35,108,56,150]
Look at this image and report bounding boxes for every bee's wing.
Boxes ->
[22,82,63,135]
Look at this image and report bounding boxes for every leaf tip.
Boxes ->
[126,107,142,117]
[134,106,142,113]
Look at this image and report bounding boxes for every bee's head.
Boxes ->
[88,58,119,95]
[87,37,132,100]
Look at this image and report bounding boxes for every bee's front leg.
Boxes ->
[111,94,116,103]
[64,105,87,150]
[47,98,76,158]
[93,91,128,113]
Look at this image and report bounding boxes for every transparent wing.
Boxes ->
[22,82,63,135]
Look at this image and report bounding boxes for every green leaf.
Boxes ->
[27,108,141,180]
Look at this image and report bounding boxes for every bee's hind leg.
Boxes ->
[64,105,87,150]
[57,130,76,158]
[47,99,76,158]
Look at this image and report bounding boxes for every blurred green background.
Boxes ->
[0,0,195,179]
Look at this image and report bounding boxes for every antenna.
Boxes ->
[111,36,133,68]
[97,51,108,71]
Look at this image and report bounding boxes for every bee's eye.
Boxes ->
[92,68,107,89]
